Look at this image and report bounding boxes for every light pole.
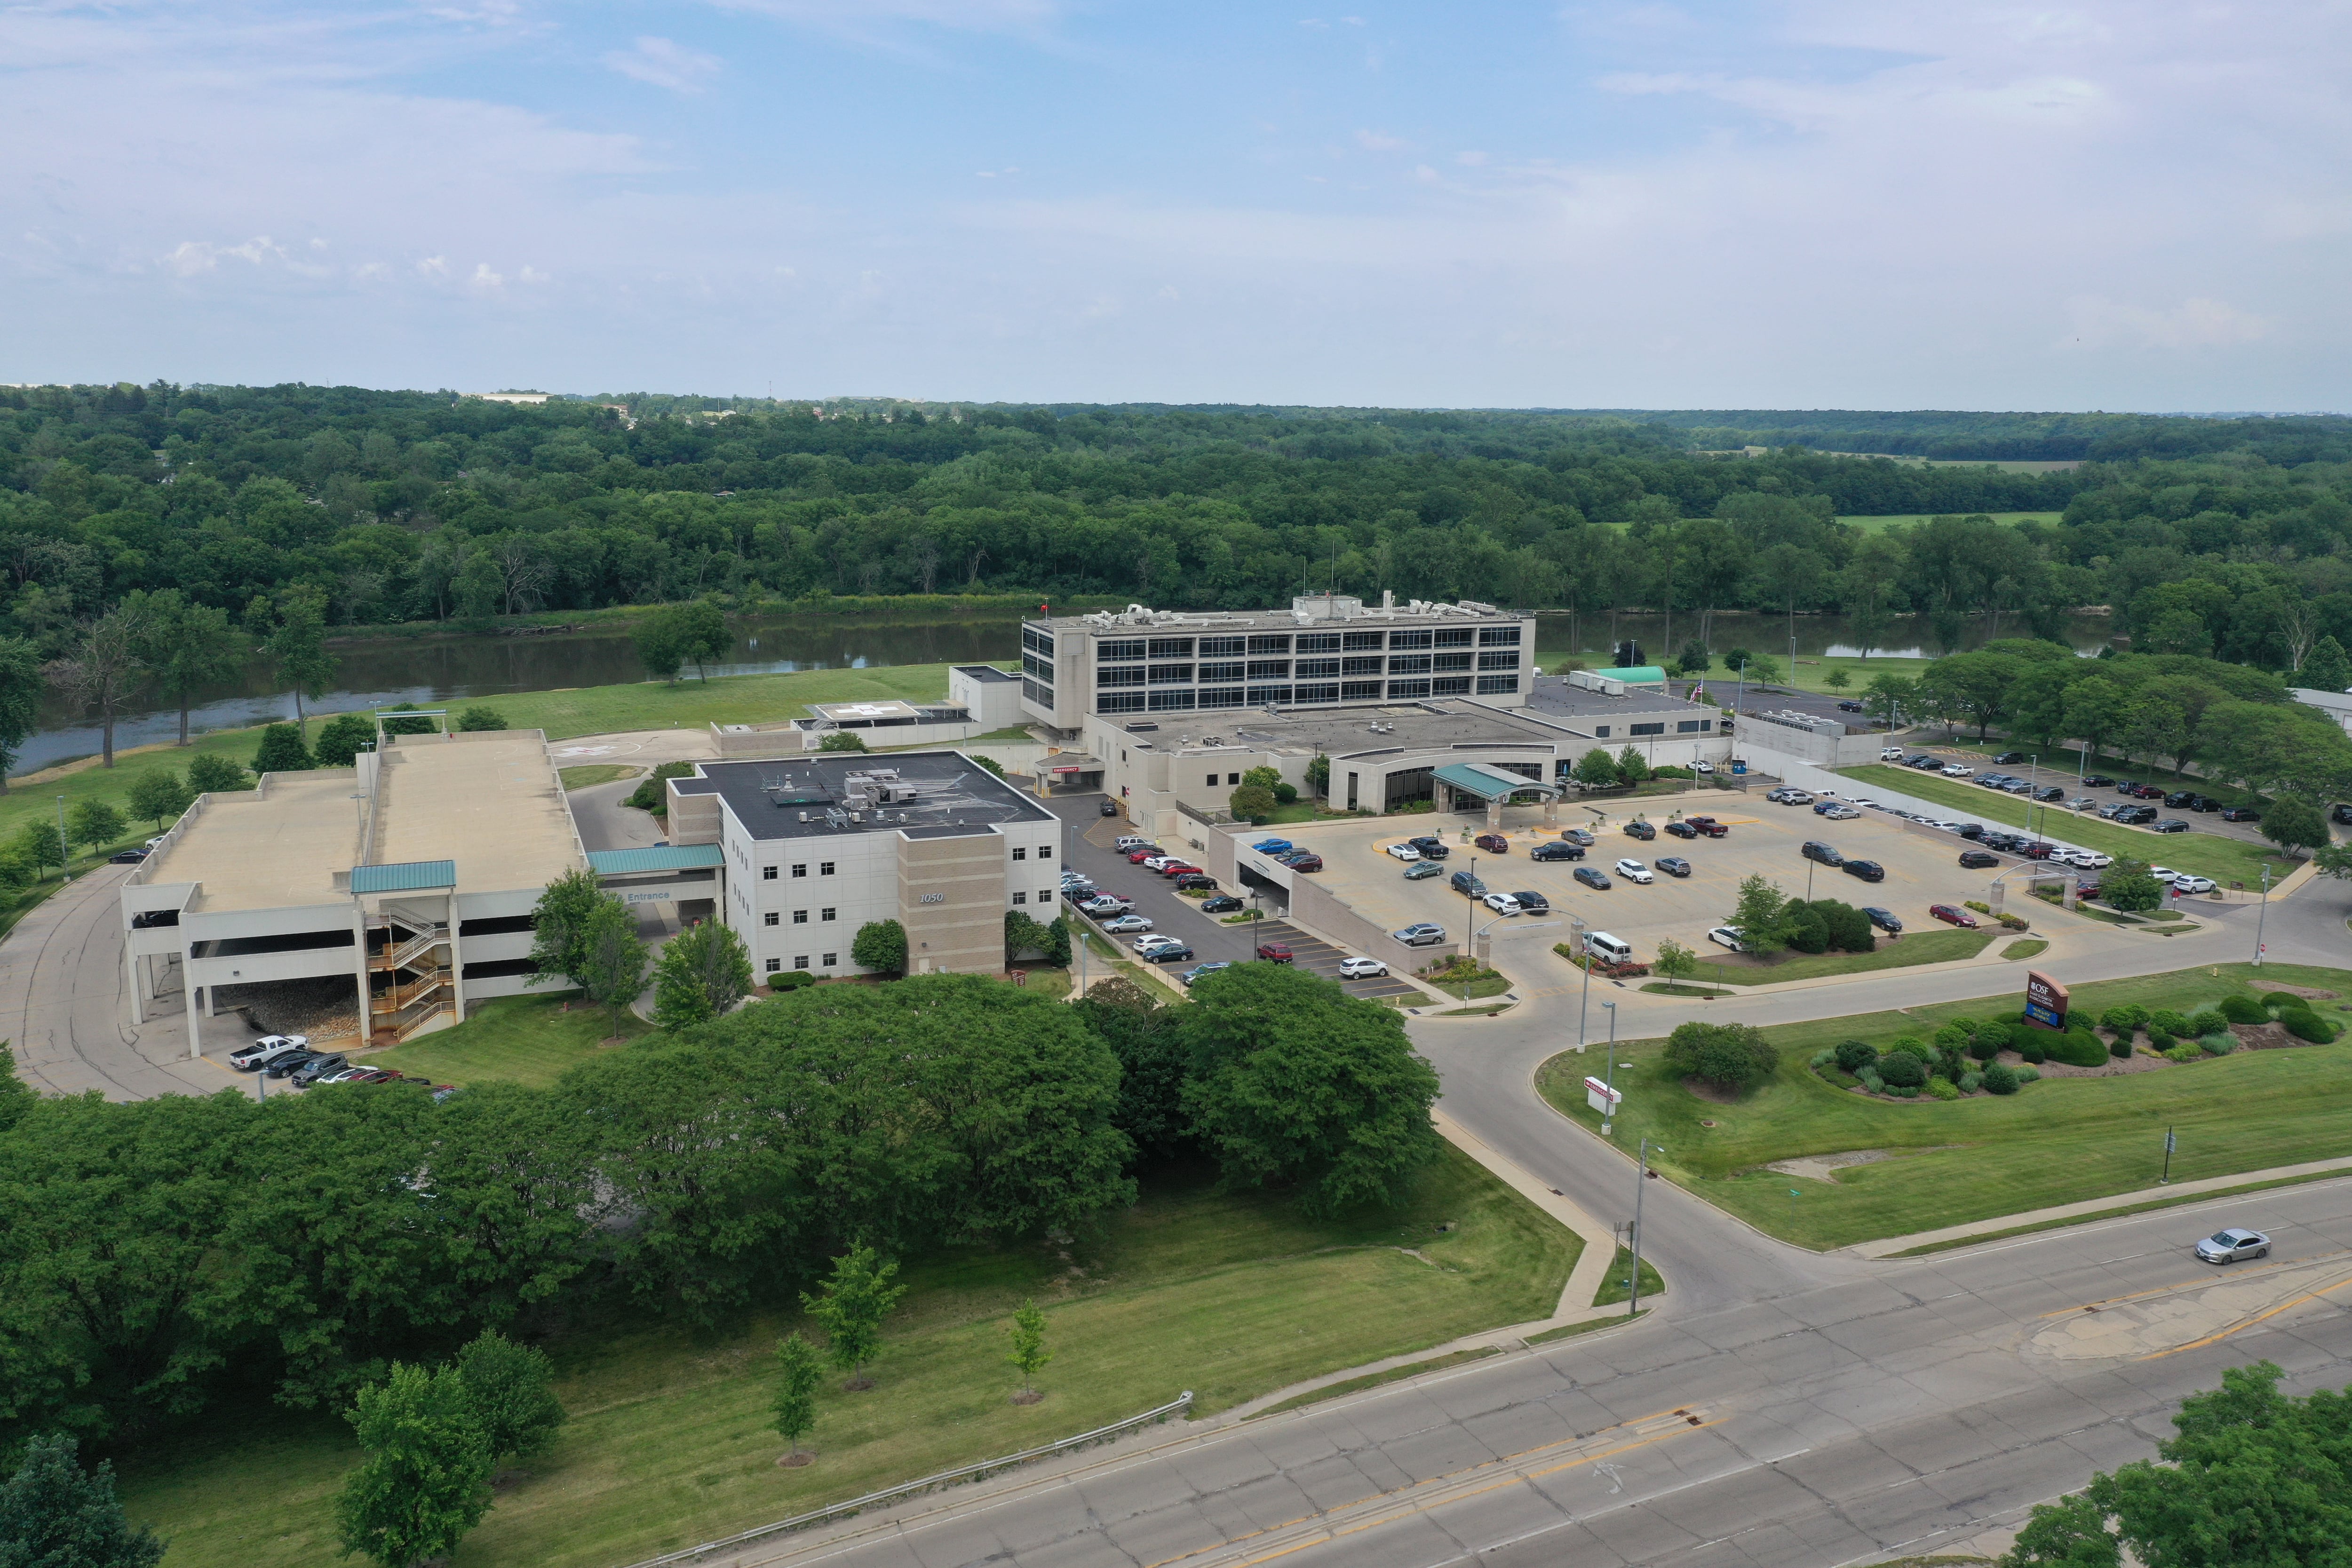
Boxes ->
[1600,1000,1620,1136]
[55,794,68,882]
[1571,914,1593,1051]
[2253,865,2272,967]
[1629,1137,1663,1317]
[1468,915,1557,1006]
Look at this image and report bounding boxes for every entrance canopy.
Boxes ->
[1430,761,1564,803]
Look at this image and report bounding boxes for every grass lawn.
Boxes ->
[115,1147,1578,1568]
[1590,1247,1666,1308]
[1686,655,1931,700]
[2002,939,2049,961]
[557,764,639,790]
[368,994,652,1090]
[1690,928,1993,986]
[1534,961,2352,1251]
[1836,764,2296,885]
[1252,1346,1503,1419]
[0,664,965,864]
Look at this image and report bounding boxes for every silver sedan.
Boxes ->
[2194,1227,2270,1264]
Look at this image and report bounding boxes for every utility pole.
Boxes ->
[1628,1138,1662,1317]
[2253,865,2271,967]
[55,795,68,882]
[1600,1000,1619,1136]
[1572,914,1593,1051]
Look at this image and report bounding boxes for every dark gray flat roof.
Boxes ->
[696,751,1053,842]
[1523,674,1719,720]
[954,664,1019,682]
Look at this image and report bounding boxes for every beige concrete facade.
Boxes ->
[897,831,1009,973]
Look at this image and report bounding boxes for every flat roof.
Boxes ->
[1523,675,1719,721]
[954,664,1019,683]
[1121,701,1559,760]
[150,771,364,914]
[370,732,584,895]
[695,750,1055,842]
[811,699,925,722]
[1031,601,1526,635]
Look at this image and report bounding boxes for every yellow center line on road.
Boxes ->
[2138,1268,2352,1361]
[2038,1249,2352,1318]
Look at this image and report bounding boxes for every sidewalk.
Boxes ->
[1844,1155,2352,1259]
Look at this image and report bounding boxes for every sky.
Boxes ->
[3,0,2346,409]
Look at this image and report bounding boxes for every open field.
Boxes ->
[367,994,652,1089]
[1692,928,1994,986]
[1836,764,2296,884]
[1536,961,2352,1250]
[0,663,964,857]
[116,1148,1577,1568]
[1836,510,2066,533]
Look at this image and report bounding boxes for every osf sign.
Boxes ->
[2024,969,2070,1031]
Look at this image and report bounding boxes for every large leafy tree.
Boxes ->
[258,584,338,737]
[453,1329,567,1463]
[526,868,617,993]
[1728,873,1791,957]
[1661,1021,1779,1090]
[0,637,44,795]
[131,589,247,748]
[48,602,150,769]
[850,918,907,976]
[1176,963,1441,1216]
[651,919,755,1027]
[333,1362,494,1568]
[579,899,650,1041]
[0,1432,165,1568]
[2260,796,2329,860]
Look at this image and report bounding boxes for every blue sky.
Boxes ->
[4,0,2345,408]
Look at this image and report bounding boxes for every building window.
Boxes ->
[762,865,778,881]
[1099,692,1147,714]
[1433,651,1474,672]
[792,864,808,877]
[1099,638,1146,661]
[1295,632,1341,653]
[820,862,835,876]
[1294,683,1341,703]
[1387,678,1433,700]
[1476,674,1521,695]
[1038,889,1054,902]
[1013,892,1028,905]
[1346,771,1359,810]
[1147,637,1195,658]
[794,955,810,970]
[1198,661,1245,682]
[1206,773,1220,787]
[793,909,809,924]
[1023,626,1056,656]
[1198,688,1245,709]
[1295,658,1340,679]
[821,907,837,920]
[765,958,781,973]
[1431,676,1472,696]
[1477,650,1521,670]
[1341,655,1384,677]
[1246,660,1290,679]
[764,911,780,926]
[1479,626,1523,645]
[1199,635,1247,656]
[1147,689,1196,711]
[1039,845,1053,860]
[1677,719,1708,732]
[1389,629,1434,650]
[1341,630,1385,651]
[1023,678,1053,707]
[1247,685,1293,705]
[1594,725,1611,738]
[1434,628,1474,648]
[1224,772,1239,785]
[1012,846,1027,860]
[1341,680,1383,700]
[1246,634,1291,654]
[1147,664,1194,685]
[1097,666,1146,688]
[1630,722,1665,736]
[1388,654,1432,675]
[822,954,837,967]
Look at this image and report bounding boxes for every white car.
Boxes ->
[1881,747,1908,760]
[1707,925,1747,951]
[1132,934,1181,954]
[2149,866,2179,883]
[2074,851,2113,868]
[1141,855,1179,872]
[1339,956,1389,979]
[1942,764,1974,778]
[1100,914,1154,933]
[1613,858,1654,884]
[1481,891,1523,916]
[1692,760,1715,774]
[2174,874,2217,894]
[1846,796,1878,810]
[1383,843,1422,860]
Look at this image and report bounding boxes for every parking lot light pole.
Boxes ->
[1600,1000,1619,1136]
[1571,914,1592,1051]
[1629,1138,1663,1317]
[2254,866,2272,967]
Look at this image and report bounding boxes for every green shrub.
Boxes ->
[2199,1033,2236,1055]
[2149,1009,2191,1036]
[2015,1038,2047,1064]
[1958,1071,1983,1093]
[1963,899,1991,915]
[1855,1067,1884,1092]
[1876,1051,1926,1089]
[1925,1079,1961,1101]
[1933,1024,1968,1051]
[1981,1063,2019,1095]
[2013,1066,2039,1083]
[1886,1036,1933,1063]
[2259,991,2300,1014]
[626,761,699,812]
[1967,1020,2010,1061]
[2284,1009,2336,1043]
[456,705,509,731]
[1886,1084,1919,1098]
[2100,1003,2150,1034]
[768,970,817,990]
[2108,1033,2133,1060]
[2219,995,2267,1025]
[2188,1008,2229,1037]
[2147,1028,2176,1051]
[2049,1031,2108,1067]
[1833,1039,1878,1073]
[1810,1048,1836,1068]
[2164,1043,2202,1063]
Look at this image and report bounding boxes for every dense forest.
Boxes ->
[4,384,2352,683]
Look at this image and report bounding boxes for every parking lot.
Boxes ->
[1260,789,2035,974]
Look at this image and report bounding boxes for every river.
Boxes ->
[17,607,2114,775]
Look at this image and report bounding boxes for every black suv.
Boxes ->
[2082,775,2116,789]
[1841,859,1885,883]
[1993,751,2029,765]
[1662,820,1698,839]
[2164,790,2197,808]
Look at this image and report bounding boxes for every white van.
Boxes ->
[1583,931,1635,966]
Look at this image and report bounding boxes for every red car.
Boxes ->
[1474,833,1508,853]
[1159,862,1202,878]
[1127,846,1164,863]
[1929,903,1979,928]
[1255,942,1294,963]
[1684,816,1728,837]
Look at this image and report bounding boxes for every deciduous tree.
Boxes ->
[771,1332,823,1460]
[850,918,908,976]
[800,1242,908,1390]
[652,919,755,1027]
[0,1433,164,1568]
[334,1362,494,1568]
[1007,1298,1051,1400]
[453,1329,567,1463]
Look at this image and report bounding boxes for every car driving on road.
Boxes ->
[1384,842,1422,860]
[2195,1228,2269,1264]
[1403,860,1444,880]
[1407,836,1450,859]
[1574,866,1613,890]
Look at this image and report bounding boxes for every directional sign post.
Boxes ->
[2162,1126,2176,1185]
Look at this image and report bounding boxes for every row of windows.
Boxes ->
[1022,652,1054,683]
[1096,624,1518,661]
[1477,650,1520,670]
[1021,627,1055,656]
[767,955,837,972]
[763,908,834,924]
[1095,673,1520,712]
[1587,716,1711,740]
[760,861,837,879]
[1009,889,1058,905]
[1022,677,1053,708]
[1105,653,1485,691]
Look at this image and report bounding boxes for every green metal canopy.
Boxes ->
[350,860,456,893]
[1430,762,1563,802]
[588,845,726,875]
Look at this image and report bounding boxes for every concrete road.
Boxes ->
[716,1178,2352,1568]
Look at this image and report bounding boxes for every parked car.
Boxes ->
[1392,922,1448,946]
[229,1035,311,1070]
[1654,857,1691,878]
[1449,870,1487,897]
[1403,860,1445,880]
[1800,841,1844,867]
[2067,796,2098,812]
[1251,838,1294,854]
[2164,790,2197,808]
[1140,854,1179,870]
[2132,783,2168,799]
[1079,896,1135,915]
[1860,906,1903,934]
[108,847,148,863]
[1132,933,1182,954]
[1280,854,1324,872]
[1511,891,1551,913]
[2188,796,2221,812]
[1174,874,1219,891]
[1706,925,1747,951]
[2151,819,2190,834]
[262,1050,326,1080]
[1158,861,1205,877]
[1574,866,1613,890]
[2334,803,2352,826]
[1530,841,1584,862]
[1907,756,1940,770]
[1684,816,1727,837]
[1663,820,1698,839]
[1114,835,1152,851]
[1126,846,1166,862]
[1837,699,1863,712]
[1993,750,2029,765]
[1098,799,1121,816]
[1144,944,1195,964]
[2221,806,2262,823]
[2195,1228,2270,1264]
[2002,779,2034,795]
[1958,849,2000,869]
[1841,859,1885,882]
[1481,891,1523,916]
[1879,747,1907,761]
[1615,820,1655,844]
[1338,956,1389,979]
[1929,903,1979,928]
[289,1054,352,1088]
[2174,874,2217,894]
[1179,962,1232,987]
[2081,775,2116,789]
[1559,828,1595,847]
[2075,880,2104,901]
[1200,895,1244,913]
[1101,914,1155,933]
[1255,941,1295,963]
[1820,805,1859,820]
[2115,779,2142,794]
[1613,858,1653,883]
[2035,786,2067,803]
[1384,842,1422,860]
[1941,763,1974,778]
[1407,836,1451,859]
[2096,802,2129,820]
[1474,832,1510,853]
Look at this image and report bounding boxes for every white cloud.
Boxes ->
[602,36,722,93]
[2066,297,2273,351]
[162,236,285,274]
[1354,128,1406,151]
[470,262,505,288]
[416,256,451,276]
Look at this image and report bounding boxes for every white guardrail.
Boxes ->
[614,1391,1196,1568]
